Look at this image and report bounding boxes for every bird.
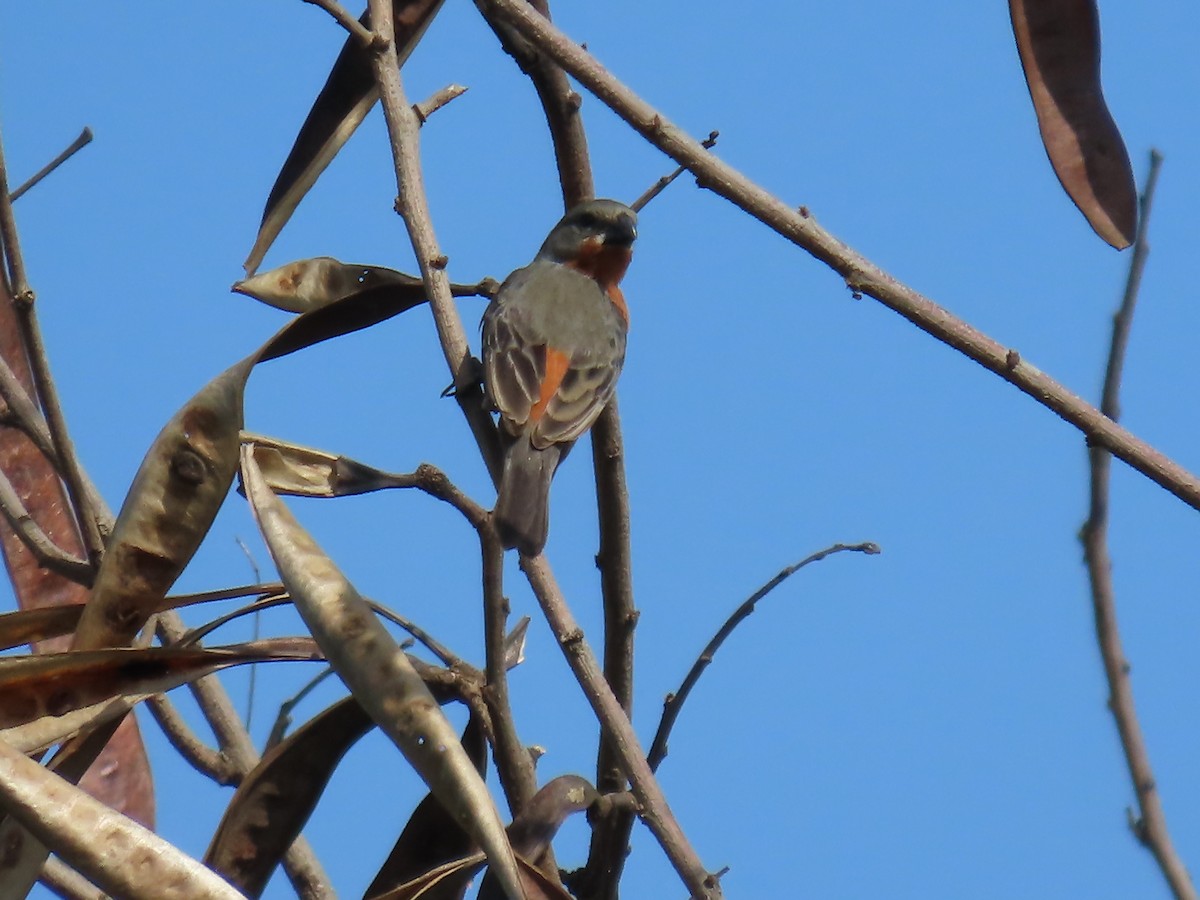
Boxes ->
[482,199,638,556]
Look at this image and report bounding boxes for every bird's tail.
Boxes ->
[493,437,560,556]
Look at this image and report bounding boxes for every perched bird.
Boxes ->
[482,199,638,556]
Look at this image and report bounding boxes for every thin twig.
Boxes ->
[366,0,503,482]
[413,84,469,124]
[266,667,337,749]
[174,594,290,647]
[481,0,1200,518]
[144,692,236,784]
[647,542,881,771]
[1079,152,1194,900]
[523,556,722,900]
[302,0,381,47]
[632,131,719,213]
[0,468,94,584]
[0,124,104,563]
[10,128,93,202]
[235,537,264,729]
[368,598,464,668]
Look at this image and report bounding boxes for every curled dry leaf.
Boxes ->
[503,616,530,670]
[207,696,375,897]
[239,432,399,498]
[365,715,488,900]
[0,640,321,754]
[368,775,597,900]
[243,0,448,275]
[234,258,437,314]
[476,776,599,900]
[240,448,526,900]
[0,736,245,900]
[71,356,257,650]
[1009,0,1136,248]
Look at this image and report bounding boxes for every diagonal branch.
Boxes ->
[1079,151,1194,900]
[481,0,1200,517]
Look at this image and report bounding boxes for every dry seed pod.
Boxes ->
[243,0,448,275]
[241,448,526,900]
[1009,0,1136,248]
[72,356,255,650]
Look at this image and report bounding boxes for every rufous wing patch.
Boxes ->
[529,347,570,422]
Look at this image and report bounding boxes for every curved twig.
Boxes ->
[1079,151,1194,900]
[648,542,880,771]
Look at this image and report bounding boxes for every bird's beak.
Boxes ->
[606,214,638,248]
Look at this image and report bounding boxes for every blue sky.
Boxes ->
[3,2,1200,897]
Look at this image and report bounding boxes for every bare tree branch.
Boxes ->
[302,0,381,48]
[10,128,93,203]
[144,692,236,785]
[413,84,469,123]
[366,0,503,482]
[522,555,722,899]
[0,469,94,584]
[1079,151,1195,900]
[647,542,881,771]
[480,0,1200,518]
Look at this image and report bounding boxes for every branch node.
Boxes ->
[430,254,449,270]
[1005,349,1021,370]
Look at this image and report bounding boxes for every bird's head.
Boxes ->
[536,199,638,264]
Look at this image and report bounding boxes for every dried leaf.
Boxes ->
[71,356,256,650]
[243,1,447,275]
[206,696,374,897]
[241,449,525,900]
[503,617,530,670]
[235,258,433,314]
[1009,0,1136,248]
[367,854,487,900]
[240,433,398,498]
[365,715,487,900]
[476,776,598,900]
[256,281,438,363]
[0,603,84,651]
[0,640,321,754]
[0,736,245,900]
